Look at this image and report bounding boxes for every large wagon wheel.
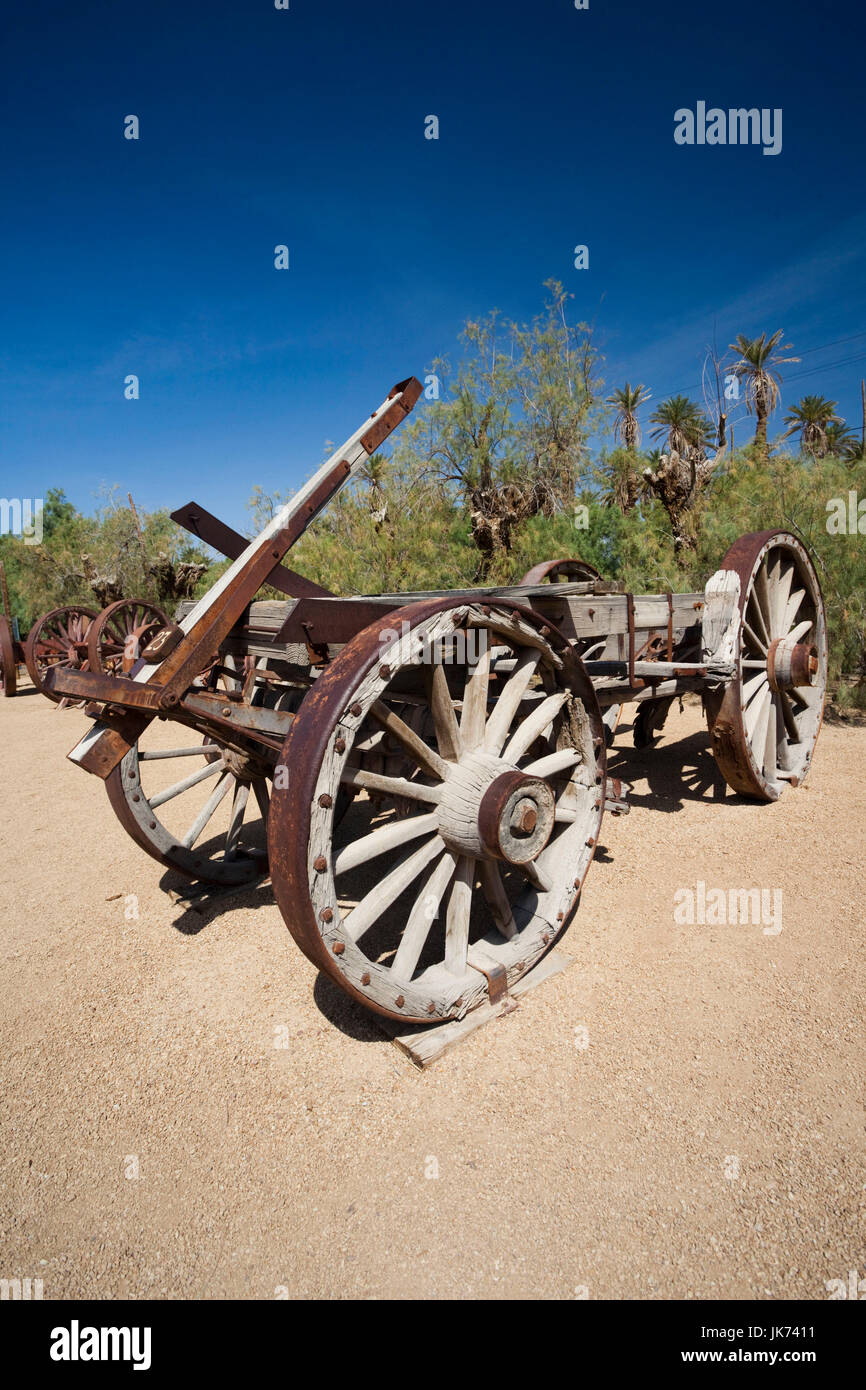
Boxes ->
[86,598,170,675]
[0,615,17,696]
[706,530,827,801]
[269,598,606,1023]
[24,606,98,704]
[520,557,602,585]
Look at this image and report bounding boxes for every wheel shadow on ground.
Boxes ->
[608,720,733,812]
[312,972,397,1043]
[158,869,276,935]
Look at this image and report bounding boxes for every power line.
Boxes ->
[622,333,866,416]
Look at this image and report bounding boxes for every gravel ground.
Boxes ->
[1,683,863,1300]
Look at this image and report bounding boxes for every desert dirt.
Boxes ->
[1,679,863,1301]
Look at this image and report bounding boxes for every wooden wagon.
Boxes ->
[43,377,827,1026]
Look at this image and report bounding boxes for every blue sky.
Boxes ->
[2,0,865,532]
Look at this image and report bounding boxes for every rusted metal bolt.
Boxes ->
[313,856,327,873]
[361,972,371,986]
[350,702,362,717]
[556,912,564,922]
[318,793,333,808]
[379,664,391,679]
[335,737,346,754]
[149,820,156,829]
[395,995,405,1008]
[542,932,550,944]
[585,837,596,848]
[427,1002,436,1015]
[132,793,140,802]
[319,908,333,924]
[222,706,232,717]
[332,942,345,956]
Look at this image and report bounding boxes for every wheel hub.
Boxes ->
[767,636,818,692]
[437,751,555,865]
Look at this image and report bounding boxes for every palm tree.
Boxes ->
[649,395,712,456]
[782,396,844,457]
[824,420,857,458]
[607,382,651,451]
[728,331,799,449]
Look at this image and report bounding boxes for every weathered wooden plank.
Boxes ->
[377,949,575,1067]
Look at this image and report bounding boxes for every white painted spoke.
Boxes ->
[425,663,463,762]
[521,857,553,893]
[742,669,768,707]
[182,772,234,848]
[762,698,778,781]
[523,747,580,778]
[783,587,806,634]
[745,683,771,748]
[370,699,450,781]
[149,758,225,808]
[743,618,768,656]
[479,859,518,939]
[460,645,491,750]
[140,745,222,760]
[390,848,457,979]
[787,619,812,644]
[345,835,445,943]
[773,562,794,637]
[777,690,800,744]
[334,812,439,876]
[444,857,474,975]
[748,587,771,650]
[754,564,774,643]
[340,767,442,804]
[483,648,541,754]
[502,690,568,763]
[253,778,271,824]
[224,780,251,860]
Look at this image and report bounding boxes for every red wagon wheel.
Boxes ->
[0,615,17,697]
[705,531,827,801]
[520,557,602,585]
[24,606,98,704]
[86,598,171,675]
[268,597,606,1024]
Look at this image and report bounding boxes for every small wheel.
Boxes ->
[706,531,827,800]
[0,616,17,696]
[106,727,272,885]
[520,557,602,585]
[24,606,97,704]
[87,598,171,675]
[269,598,606,1024]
